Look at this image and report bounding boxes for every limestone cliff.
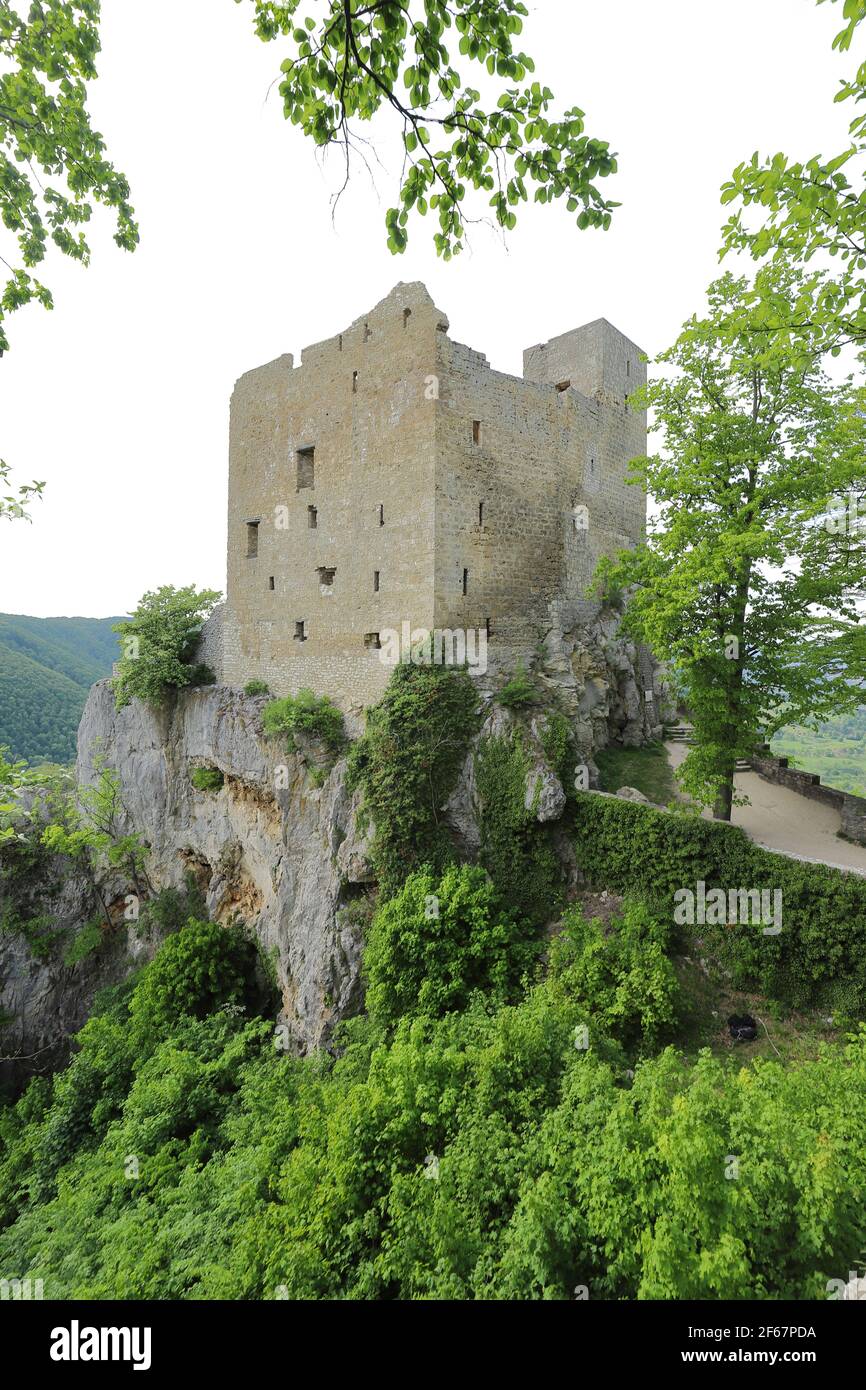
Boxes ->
[0,616,672,1085]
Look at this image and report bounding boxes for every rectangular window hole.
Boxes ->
[268,576,275,591]
[308,505,317,528]
[364,631,381,649]
[296,445,315,490]
[556,380,571,393]
[472,420,481,445]
[245,520,259,558]
[317,566,336,591]
[294,620,307,642]
[373,570,380,593]
[462,567,468,596]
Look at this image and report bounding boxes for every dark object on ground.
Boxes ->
[728,1013,757,1042]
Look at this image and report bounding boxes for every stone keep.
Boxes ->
[220,281,647,722]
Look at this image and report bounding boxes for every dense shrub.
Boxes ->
[573,792,866,1011]
[262,689,345,754]
[550,899,680,1049]
[475,729,562,926]
[364,863,538,1031]
[346,663,481,895]
[128,917,256,1039]
[3,928,865,1298]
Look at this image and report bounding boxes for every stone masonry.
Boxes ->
[218,282,647,726]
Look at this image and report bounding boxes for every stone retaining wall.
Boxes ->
[750,746,866,847]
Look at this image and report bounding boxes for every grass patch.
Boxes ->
[674,954,839,1065]
[595,742,677,805]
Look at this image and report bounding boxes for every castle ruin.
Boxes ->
[213,282,648,728]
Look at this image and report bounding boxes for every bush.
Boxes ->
[128,917,257,1038]
[244,680,270,697]
[112,585,222,709]
[190,766,224,792]
[262,689,345,754]
[346,663,481,895]
[573,791,866,1011]
[137,876,208,936]
[498,662,537,709]
[549,898,679,1048]
[364,863,539,1031]
[475,730,562,926]
[63,918,104,967]
[0,902,65,961]
[540,711,574,784]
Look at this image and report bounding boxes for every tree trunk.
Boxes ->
[713,773,734,822]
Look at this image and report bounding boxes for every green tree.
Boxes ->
[598,266,866,820]
[720,0,866,351]
[363,861,537,1031]
[240,0,618,257]
[111,585,221,710]
[41,759,151,921]
[0,0,137,355]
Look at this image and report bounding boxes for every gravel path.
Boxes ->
[664,740,866,877]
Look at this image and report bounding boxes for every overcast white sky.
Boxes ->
[0,0,854,617]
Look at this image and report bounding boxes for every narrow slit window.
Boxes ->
[478,501,484,525]
[626,358,630,377]
[472,420,481,445]
[373,570,380,593]
[403,307,411,327]
[245,521,259,558]
[294,620,307,642]
[296,446,315,490]
[378,502,384,527]
[364,321,371,341]
[485,617,491,639]
[268,576,275,591]
[462,568,468,596]
[308,505,317,529]
[364,632,381,650]
[352,370,358,394]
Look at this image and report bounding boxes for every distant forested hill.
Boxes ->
[0,614,124,765]
[771,707,866,798]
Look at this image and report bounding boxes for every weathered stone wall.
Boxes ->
[222,282,648,718]
[434,316,646,673]
[222,283,441,726]
[195,602,225,682]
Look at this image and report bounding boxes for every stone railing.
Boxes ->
[750,745,866,847]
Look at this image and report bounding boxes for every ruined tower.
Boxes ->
[219,282,647,723]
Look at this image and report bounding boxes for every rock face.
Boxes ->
[74,682,370,1054]
[540,602,674,771]
[0,618,669,1081]
[0,860,141,1091]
